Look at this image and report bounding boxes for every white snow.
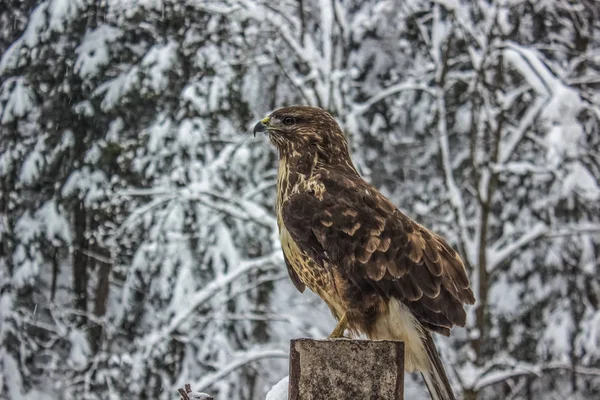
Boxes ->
[68,329,92,369]
[488,275,521,317]
[2,351,25,400]
[1,2,600,399]
[497,7,513,36]
[265,376,288,400]
[0,77,34,124]
[19,139,44,184]
[140,41,178,93]
[12,245,41,288]
[545,122,585,165]
[106,117,125,142]
[94,67,141,111]
[176,119,204,149]
[61,167,109,205]
[538,304,574,364]
[47,0,86,33]
[12,3,48,50]
[14,211,41,243]
[75,25,122,78]
[37,200,72,244]
[562,162,600,201]
[504,42,556,96]
[184,392,214,400]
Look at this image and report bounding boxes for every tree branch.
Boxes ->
[352,82,436,116]
[140,252,281,352]
[191,349,288,391]
[436,89,474,264]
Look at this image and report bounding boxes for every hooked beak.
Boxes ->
[253,116,270,137]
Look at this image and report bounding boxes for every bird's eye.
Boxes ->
[282,116,295,126]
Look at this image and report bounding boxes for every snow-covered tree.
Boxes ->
[245,0,600,398]
[329,1,600,398]
[1,0,599,399]
[0,1,285,398]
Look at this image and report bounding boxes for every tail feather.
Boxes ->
[420,333,456,400]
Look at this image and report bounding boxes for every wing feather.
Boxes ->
[283,253,306,293]
[282,172,475,335]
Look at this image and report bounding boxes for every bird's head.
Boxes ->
[253,106,350,161]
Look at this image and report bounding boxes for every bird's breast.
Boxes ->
[279,223,345,319]
[276,161,343,317]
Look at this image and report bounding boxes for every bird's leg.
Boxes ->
[328,313,348,338]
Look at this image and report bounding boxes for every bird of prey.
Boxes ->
[253,106,475,400]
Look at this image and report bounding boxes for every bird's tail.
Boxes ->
[420,332,456,400]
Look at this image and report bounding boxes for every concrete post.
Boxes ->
[289,339,404,400]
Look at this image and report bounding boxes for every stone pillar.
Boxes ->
[289,339,404,400]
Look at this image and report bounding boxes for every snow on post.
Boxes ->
[289,339,404,399]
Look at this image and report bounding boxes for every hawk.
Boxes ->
[254,106,475,400]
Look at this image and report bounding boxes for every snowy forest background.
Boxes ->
[1,0,599,399]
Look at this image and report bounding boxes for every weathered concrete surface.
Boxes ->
[289,339,404,400]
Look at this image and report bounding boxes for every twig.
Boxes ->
[178,383,214,400]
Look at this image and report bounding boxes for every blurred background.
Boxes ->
[1,0,599,399]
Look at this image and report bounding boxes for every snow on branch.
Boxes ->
[474,365,539,391]
[498,96,546,164]
[238,0,315,68]
[487,223,548,272]
[112,196,175,240]
[178,383,214,400]
[191,190,277,228]
[436,90,474,264]
[474,361,600,391]
[547,225,600,238]
[503,41,559,96]
[488,222,600,272]
[352,82,436,116]
[141,251,282,351]
[116,187,277,229]
[191,348,288,392]
[489,161,554,176]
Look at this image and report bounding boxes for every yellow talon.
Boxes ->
[328,313,348,338]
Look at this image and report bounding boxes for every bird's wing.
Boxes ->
[282,172,475,335]
[283,252,306,293]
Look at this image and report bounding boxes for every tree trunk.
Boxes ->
[72,199,88,325]
[90,255,111,352]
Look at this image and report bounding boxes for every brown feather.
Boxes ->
[366,253,387,281]
[284,253,306,293]
[282,184,475,334]
[411,263,441,298]
[357,248,373,264]
[408,234,424,263]
[419,294,442,313]
[448,254,470,289]
[424,255,443,277]
[387,258,408,279]
[404,274,424,301]
[365,236,380,253]
[378,237,391,252]
[342,222,361,236]
[424,240,440,261]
